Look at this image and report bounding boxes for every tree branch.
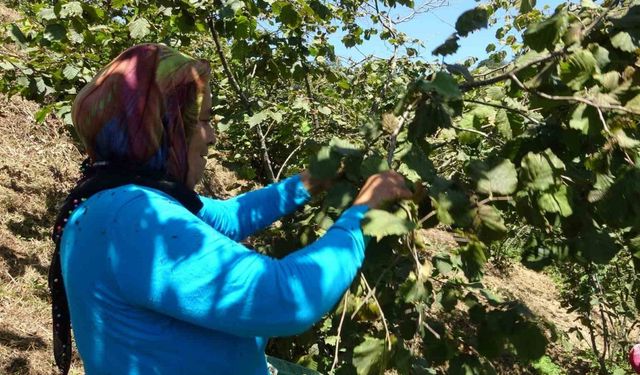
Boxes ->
[464,98,541,125]
[509,72,640,116]
[275,142,303,181]
[461,1,620,93]
[460,50,566,92]
[331,292,349,372]
[361,275,392,351]
[207,17,276,182]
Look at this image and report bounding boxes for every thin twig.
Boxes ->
[386,111,409,167]
[207,17,276,182]
[331,292,349,372]
[451,124,494,140]
[275,142,303,181]
[478,196,513,205]
[418,210,436,226]
[351,255,401,320]
[464,98,541,125]
[460,50,566,92]
[361,275,392,350]
[509,73,640,116]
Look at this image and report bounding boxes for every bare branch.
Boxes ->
[331,292,349,372]
[462,2,620,92]
[418,210,436,226]
[464,98,541,125]
[361,275,392,351]
[451,124,499,143]
[460,50,566,92]
[207,17,276,182]
[509,72,640,116]
[275,142,303,181]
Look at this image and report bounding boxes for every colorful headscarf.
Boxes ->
[71,43,211,183]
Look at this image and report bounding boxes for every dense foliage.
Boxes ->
[2,0,640,373]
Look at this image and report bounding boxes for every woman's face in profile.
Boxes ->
[186,85,215,189]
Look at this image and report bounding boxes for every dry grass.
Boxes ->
[0,93,84,374]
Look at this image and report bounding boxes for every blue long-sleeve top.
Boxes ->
[59,175,369,375]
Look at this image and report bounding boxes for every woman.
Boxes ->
[49,43,412,375]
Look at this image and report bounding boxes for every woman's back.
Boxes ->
[60,185,270,375]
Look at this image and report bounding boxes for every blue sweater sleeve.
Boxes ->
[111,191,369,338]
[197,175,311,241]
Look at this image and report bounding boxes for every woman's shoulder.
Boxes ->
[86,184,189,217]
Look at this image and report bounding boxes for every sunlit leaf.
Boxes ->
[353,336,386,375]
[469,158,518,195]
[362,209,416,241]
[522,9,568,52]
[129,18,151,39]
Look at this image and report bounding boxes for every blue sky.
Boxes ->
[330,0,567,64]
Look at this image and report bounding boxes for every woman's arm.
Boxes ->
[113,192,368,337]
[197,174,311,241]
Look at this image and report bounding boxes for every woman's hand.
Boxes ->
[353,171,413,209]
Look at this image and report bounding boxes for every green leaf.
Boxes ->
[472,204,508,240]
[129,18,151,39]
[112,0,129,8]
[569,103,599,135]
[62,65,80,80]
[362,209,416,241]
[418,72,462,100]
[432,34,460,56]
[626,93,640,112]
[432,186,472,226]
[455,7,489,37]
[360,155,389,178]
[38,7,56,21]
[279,4,302,28]
[246,110,269,127]
[511,321,548,361]
[439,283,461,311]
[9,24,28,45]
[324,182,357,210]
[520,150,565,191]
[309,146,340,180]
[495,109,524,139]
[399,272,430,303]
[329,137,361,157]
[459,242,487,281]
[594,168,640,228]
[352,336,386,375]
[44,24,67,41]
[434,255,454,275]
[559,49,598,90]
[469,158,518,195]
[60,1,83,18]
[537,185,573,217]
[397,142,435,183]
[613,128,640,149]
[522,9,568,52]
[517,0,536,13]
[34,105,54,123]
[611,31,637,52]
[574,229,620,264]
